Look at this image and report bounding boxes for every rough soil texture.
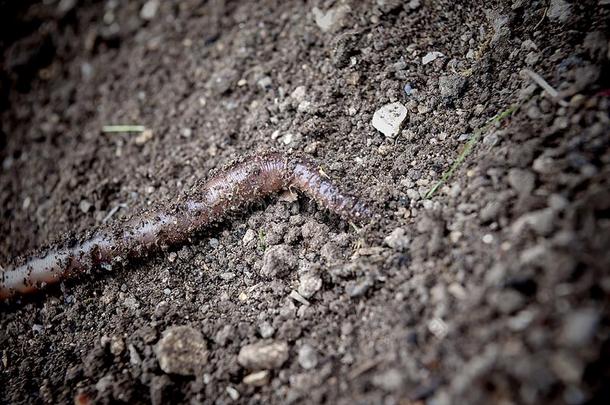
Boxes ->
[1,0,609,404]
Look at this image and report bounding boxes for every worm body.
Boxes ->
[0,153,371,300]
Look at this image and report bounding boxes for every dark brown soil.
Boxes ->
[1,1,609,404]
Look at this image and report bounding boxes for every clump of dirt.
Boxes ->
[1,0,608,404]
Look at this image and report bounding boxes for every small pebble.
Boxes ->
[109,336,125,356]
[312,5,350,32]
[404,83,414,96]
[79,200,92,213]
[135,129,153,145]
[257,76,272,90]
[214,325,234,347]
[422,51,444,65]
[291,86,307,102]
[258,322,275,339]
[507,168,535,195]
[243,370,270,386]
[372,102,407,138]
[345,277,373,298]
[242,229,256,245]
[297,344,318,370]
[237,341,289,370]
[560,308,599,347]
[289,290,310,306]
[140,0,160,20]
[225,386,240,400]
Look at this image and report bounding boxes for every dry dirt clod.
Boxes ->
[384,227,410,251]
[260,244,297,277]
[154,326,208,376]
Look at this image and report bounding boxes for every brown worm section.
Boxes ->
[0,153,371,300]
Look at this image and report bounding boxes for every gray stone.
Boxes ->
[507,168,535,195]
[422,51,444,65]
[154,326,208,375]
[346,277,373,298]
[439,75,466,99]
[297,344,318,370]
[242,229,256,245]
[560,308,599,347]
[237,341,289,370]
[482,132,500,147]
[289,290,310,306]
[532,155,556,174]
[214,325,234,347]
[291,86,307,102]
[547,0,571,22]
[480,201,503,222]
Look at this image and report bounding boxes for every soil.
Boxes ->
[1,0,609,404]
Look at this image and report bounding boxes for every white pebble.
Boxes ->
[422,51,445,65]
[371,102,407,138]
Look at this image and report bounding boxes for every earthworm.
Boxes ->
[0,152,371,300]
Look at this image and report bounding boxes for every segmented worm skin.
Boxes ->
[0,153,371,300]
